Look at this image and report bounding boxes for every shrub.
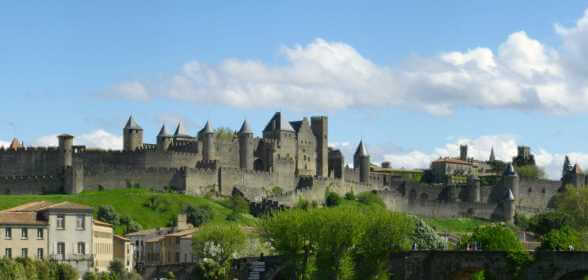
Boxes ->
[410,218,446,250]
[528,211,571,235]
[97,205,120,225]
[325,191,342,207]
[344,191,356,201]
[229,195,250,214]
[184,205,213,227]
[459,223,524,252]
[295,198,311,210]
[357,191,386,208]
[537,226,583,251]
[271,186,283,196]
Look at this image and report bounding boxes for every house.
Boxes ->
[114,234,135,272]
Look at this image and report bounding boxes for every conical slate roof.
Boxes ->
[263,112,294,133]
[174,122,189,137]
[507,189,515,200]
[238,120,253,134]
[489,147,496,161]
[124,116,142,130]
[201,120,213,134]
[503,163,517,176]
[354,141,369,157]
[157,125,170,137]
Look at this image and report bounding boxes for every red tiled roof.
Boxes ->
[0,212,47,225]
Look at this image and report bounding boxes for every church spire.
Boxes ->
[489,147,496,162]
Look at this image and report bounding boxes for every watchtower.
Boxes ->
[201,120,215,161]
[238,120,253,170]
[123,116,143,151]
[311,116,328,177]
[354,141,370,183]
[58,134,74,167]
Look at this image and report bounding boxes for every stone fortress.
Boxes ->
[0,112,581,222]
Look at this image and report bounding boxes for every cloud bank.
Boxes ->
[107,10,588,115]
[34,129,122,150]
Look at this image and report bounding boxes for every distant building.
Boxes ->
[93,220,113,272]
[114,234,135,272]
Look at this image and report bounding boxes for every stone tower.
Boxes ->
[468,175,481,203]
[156,125,172,151]
[354,141,370,184]
[238,120,253,170]
[201,120,215,161]
[460,145,468,161]
[58,134,74,167]
[311,116,328,177]
[503,163,519,199]
[123,116,143,151]
[504,188,515,224]
[489,147,496,162]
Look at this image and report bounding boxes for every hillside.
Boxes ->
[0,188,257,234]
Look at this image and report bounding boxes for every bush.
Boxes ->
[410,218,446,250]
[357,191,386,208]
[459,223,524,252]
[537,226,583,251]
[325,192,342,207]
[344,191,356,201]
[514,165,546,179]
[271,186,283,196]
[295,198,311,210]
[226,211,240,221]
[184,205,214,227]
[528,211,571,235]
[97,205,120,225]
[192,224,246,280]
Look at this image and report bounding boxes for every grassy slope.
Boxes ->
[421,216,491,235]
[0,188,257,234]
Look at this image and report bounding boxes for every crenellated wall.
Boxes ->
[0,174,62,194]
[83,167,184,191]
[0,147,62,176]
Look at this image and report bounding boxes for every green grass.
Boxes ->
[0,188,258,234]
[421,216,492,234]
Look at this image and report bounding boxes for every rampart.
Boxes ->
[0,174,62,194]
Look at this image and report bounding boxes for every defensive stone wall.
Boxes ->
[184,167,218,195]
[0,147,62,176]
[83,166,184,191]
[0,174,62,194]
[216,139,240,168]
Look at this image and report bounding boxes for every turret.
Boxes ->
[201,120,215,161]
[503,163,519,199]
[311,116,328,177]
[58,134,74,167]
[489,147,496,162]
[123,115,143,151]
[504,189,515,224]
[157,125,172,151]
[238,120,253,170]
[468,175,481,203]
[354,141,370,183]
[460,145,468,161]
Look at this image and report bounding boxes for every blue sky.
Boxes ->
[2,1,588,178]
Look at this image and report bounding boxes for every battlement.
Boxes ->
[0,175,59,182]
[0,146,60,153]
[185,167,218,176]
[196,160,218,169]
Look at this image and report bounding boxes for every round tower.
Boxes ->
[57,134,74,167]
[238,120,253,170]
[202,120,215,161]
[503,163,519,198]
[354,141,370,184]
[157,125,172,151]
[504,188,515,224]
[468,175,481,203]
[123,116,143,151]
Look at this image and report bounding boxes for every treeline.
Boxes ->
[0,257,78,280]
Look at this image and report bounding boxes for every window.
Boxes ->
[21,228,28,239]
[175,252,180,263]
[5,248,11,258]
[37,248,43,259]
[77,242,85,255]
[37,229,43,240]
[4,228,11,239]
[56,215,65,230]
[57,242,65,258]
[76,215,85,230]
[21,248,27,258]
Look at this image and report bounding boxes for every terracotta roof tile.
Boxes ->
[0,212,47,225]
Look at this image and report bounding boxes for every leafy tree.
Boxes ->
[538,226,584,251]
[192,224,246,280]
[555,187,588,228]
[514,165,546,179]
[228,195,249,214]
[56,263,79,280]
[82,272,99,280]
[356,191,386,208]
[184,205,213,227]
[325,191,342,207]
[0,257,26,280]
[410,218,445,250]
[459,224,524,252]
[214,127,236,141]
[97,205,121,225]
[108,259,125,279]
[344,191,356,201]
[527,211,571,235]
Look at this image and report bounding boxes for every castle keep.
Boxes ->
[0,112,576,222]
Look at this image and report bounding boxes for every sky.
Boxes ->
[2,1,588,179]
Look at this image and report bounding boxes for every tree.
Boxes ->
[108,259,125,279]
[192,224,246,280]
[410,218,445,250]
[325,191,342,207]
[514,165,546,180]
[0,257,26,280]
[562,156,572,177]
[97,205,121,225]
[555,187,588,229]
[527,211,571,235]
[184,205,213,227]
[344,191,355,201]
[459,224,524,252]
[214,127,236,141]
[56,263,79,280]
[538,226,583,251]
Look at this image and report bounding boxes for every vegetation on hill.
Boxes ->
[0,188,257,234]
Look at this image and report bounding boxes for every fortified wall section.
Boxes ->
[0,175,63,194]
[83,167,184,191]
[80,150,200,171]
[0,147,62,176]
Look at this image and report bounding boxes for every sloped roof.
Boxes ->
[503,163,518,176]
[238,120,253,134]
[8,138,22,150]
[432,158,471,165]
[572,163,583,174]
[1,201,54,212]
[289,121,302,133]
[263,112,294,133]
[94,220,113,227]
[114,234,130,241]
[354,141,369,157]
[39,201,93,212]
[157,125,170,137]
[199,120,213,134]
[124,116,142,130]
[0,212,47,225]
[174,122,192,138]
[507,189,515,200]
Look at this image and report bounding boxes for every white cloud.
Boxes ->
[106,10,588,115]
[34,130,122,150]
[377,134,588,180]
[0,140,10,148]
[106,81,150,102]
